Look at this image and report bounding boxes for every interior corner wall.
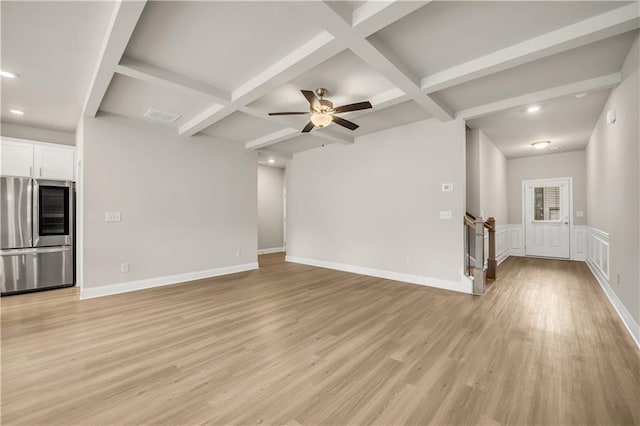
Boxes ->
[257,164,284,250]
[0,122,75,145]
[506,150,587,226]
[286,118,467,290]
[81,114,258,293]
[585,31,639,326]
[465,130,481,218]
[465,129,508,226]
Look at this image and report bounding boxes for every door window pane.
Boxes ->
[534,187,560,220]
[39,186,69,235]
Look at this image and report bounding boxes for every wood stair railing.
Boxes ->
[464,213,497,295]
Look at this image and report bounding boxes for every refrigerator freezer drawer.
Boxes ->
[1,246,73,294]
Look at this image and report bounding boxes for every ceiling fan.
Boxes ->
[268,88,372,133]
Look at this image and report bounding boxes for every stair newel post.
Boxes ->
[486,217,496,280]
[473,219,486,295]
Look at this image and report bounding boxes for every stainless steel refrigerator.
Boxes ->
[1,177,74,295]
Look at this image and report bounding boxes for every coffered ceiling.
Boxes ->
[2,1,638,159]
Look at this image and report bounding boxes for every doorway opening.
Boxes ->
[257,158,286,267]
[523,177,572,259]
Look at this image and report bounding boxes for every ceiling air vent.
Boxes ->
[144,108,181,124]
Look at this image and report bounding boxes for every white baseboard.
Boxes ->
[80,262,259,300]
[257,247,285,255]
[285,256,473,294]
[586,257,640,350]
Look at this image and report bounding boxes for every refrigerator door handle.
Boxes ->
[1,246,72,256]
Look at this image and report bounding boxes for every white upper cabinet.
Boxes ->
[1,138,76,181]
[34,145,75,180]
[1,140,34,177]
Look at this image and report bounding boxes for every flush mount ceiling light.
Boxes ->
[269,88,372,133]
[0,70,17,79]
[527,105,541,113]
[575,92,588,98]
[9,109,24,115]
[531,140,551,150]
[268,158,275,164]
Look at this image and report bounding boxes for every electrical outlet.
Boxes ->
[405,256,412,265]
[121,263,129,273]
[442,183,453,192]
[105,212,121,222]
[576,211,584,218]
[236,249,242,257]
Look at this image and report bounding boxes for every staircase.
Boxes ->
[464,212,497,295]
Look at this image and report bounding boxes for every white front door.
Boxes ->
[524,178,571,258]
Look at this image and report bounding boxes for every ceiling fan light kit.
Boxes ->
[269,88,372,133]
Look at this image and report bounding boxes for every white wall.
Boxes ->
[507,150,587,226]
[286,118,469,293]
[257,165,284,251]
[586,32,639,329]
[465,130,481,217]
[0,122,75,145]
[80,114,258,295]
[466,129,508,225]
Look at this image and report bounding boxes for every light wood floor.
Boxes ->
[2,254,639,425]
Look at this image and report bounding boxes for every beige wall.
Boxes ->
[257,165,284,250]
[465,130,481,218]
[507,150,587,226]
[0,122,75,145]
[287,118,466,285]
[586,32,639,325]
[466,129,508,226]
[81,114,257,289]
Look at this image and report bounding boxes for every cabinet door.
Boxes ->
[35,146,75,181]
[1,140,34,177]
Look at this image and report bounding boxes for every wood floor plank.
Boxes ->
[2,253,639,425]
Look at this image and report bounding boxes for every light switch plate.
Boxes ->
[440,210,452,220]
[442,183,453,192]
[105,212,121,222]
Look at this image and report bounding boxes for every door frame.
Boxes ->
[522,177,573,259]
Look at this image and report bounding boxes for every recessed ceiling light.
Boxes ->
[531,140,551,150]
[268,158,275,164]
[575,93,588,98]
[0,70,17,79]
[9,109,24,115]
[527,106,541,113]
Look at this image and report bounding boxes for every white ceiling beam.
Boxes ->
[456,72,622,121]
[82,0,147,117]
[421,4,640,94]
[115,56,231,104]
[245,129,301,150]
[291,1,452,121]
[351,1,430,36]
[179,32,345,136]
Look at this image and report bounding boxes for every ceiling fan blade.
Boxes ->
[333,101,372,114]
[301,90,320,110]
[301,121,315,133]
[332,115,359,131]
[268,112,308,116]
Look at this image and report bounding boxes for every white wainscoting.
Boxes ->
[571,225,587,261]
[507,224,525,257]
[504,224,586,261]
[584,227,639,349]
[80,262,259,299]
[495,225,510,265]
